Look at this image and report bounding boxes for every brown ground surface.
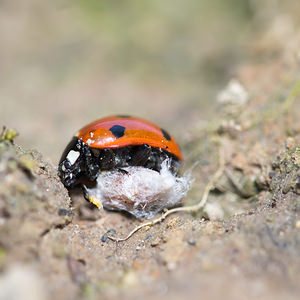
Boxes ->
[1,1,300,300]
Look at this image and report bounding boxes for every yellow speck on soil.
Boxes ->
[89,196,102,210]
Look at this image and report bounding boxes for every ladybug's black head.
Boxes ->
[58,137,85,188]
[58,137,105,188]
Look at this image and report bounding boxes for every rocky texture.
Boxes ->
[0,100,299,300]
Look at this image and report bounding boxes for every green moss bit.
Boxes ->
[0,127,19,142]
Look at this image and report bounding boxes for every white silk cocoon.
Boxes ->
[87,161,193,219]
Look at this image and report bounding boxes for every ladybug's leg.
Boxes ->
[99,148,115,170]
[83,146,100,181]
[144,148,172,173]
[82,184,102,210]
[82,184,90,201]
[100,149,128,174]
[130,144,151,167]
[116,167,129,174]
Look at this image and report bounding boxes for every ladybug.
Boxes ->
[58,115,183,189]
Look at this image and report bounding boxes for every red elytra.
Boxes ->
[77,115,183,161]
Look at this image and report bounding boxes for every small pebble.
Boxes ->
[58,208,74,217]
[151,237,161,247]
[101,229,116,242]
[188,238,196,246]
[217,79,249,106]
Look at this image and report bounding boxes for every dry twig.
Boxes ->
[107,146,225,242]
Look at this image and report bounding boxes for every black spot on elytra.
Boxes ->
[161,128,171,141]
[110,125,125,138]
[116,114,131,118]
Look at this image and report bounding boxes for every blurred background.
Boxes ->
[0,0,297,163]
